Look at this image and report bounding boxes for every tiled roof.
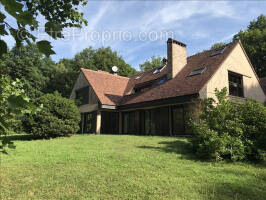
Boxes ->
[260,77,266,95]
[81,41,238,106]
[81,69,129,105]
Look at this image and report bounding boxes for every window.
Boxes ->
[135,75,142,80]
[210,46,226,57]
[228,71,244,97]
[188,67,206,77]
[75,86,89,106]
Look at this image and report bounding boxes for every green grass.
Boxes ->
[1,135,265,200]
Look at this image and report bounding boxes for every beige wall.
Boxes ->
[70,72,99,113]
[200,42,266,104]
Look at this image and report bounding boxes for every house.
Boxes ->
[70,38,266,135]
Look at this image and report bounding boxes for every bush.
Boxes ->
[23,93,80,138]
[191,88,266,162]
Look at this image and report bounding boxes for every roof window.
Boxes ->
[188,67,206,77]
[135,75,142,80]
[210,46,226,57]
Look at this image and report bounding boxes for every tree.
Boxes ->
[0,76,38,153]
[0,0,87,150]
[73,46,137,76]
[234,14,266,78]
[139,56,162,72]
[0,0,87,57]
[210,42,226,50]
[44,62,77,98]
[0,45,53,98]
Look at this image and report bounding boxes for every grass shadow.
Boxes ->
[0,134,40,141]
[138,138,198,161]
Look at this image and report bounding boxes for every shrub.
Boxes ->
[23,93,80,138]
[190,88,266,162]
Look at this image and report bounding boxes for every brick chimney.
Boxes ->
[167,38,187,79]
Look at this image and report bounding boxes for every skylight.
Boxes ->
[135,75,142,80]
[188,67,206,77]
[210,46,226,57]
[153,65,166,74]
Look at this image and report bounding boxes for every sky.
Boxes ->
[2,1,266,71]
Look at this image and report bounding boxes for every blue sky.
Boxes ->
[2,1,266,70]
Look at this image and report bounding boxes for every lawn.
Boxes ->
[1,135,265,200]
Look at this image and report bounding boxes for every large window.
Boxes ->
[228,71,244,97]
[101,112,119,134]
[172,106,184,135]
[75,86,89,105]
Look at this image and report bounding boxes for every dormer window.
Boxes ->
[210,46,226,57]
[188,67,206,77]
[228,71,244,97]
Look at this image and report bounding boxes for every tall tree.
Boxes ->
[0,45,51,98]
[0,0,87,57]
[46,47,137,97]
[139,56,162,72]
[73,46,137,77]
[234,14,266,78]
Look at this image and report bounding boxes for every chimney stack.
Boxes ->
[167,38,187,79]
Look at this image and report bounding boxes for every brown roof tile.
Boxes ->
[81,41,238,106]
[119,41,238,106]
[81,69,129,105]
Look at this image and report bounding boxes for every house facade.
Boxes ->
[70,38,266,135]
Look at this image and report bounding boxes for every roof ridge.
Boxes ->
[187,41,235,59]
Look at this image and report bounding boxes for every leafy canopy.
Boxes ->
[234,14,266,78]
[139,56,163,72]
[73,46,137,77]
[0,0,88,57]
[0,44,137,98]
[0,76,39,153]
[0,44,53,98]
[190,88,266,162]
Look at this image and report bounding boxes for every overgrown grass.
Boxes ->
[1,135,265,200]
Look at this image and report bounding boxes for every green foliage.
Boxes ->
[36,40,55,57]
[0,39,7,57]
[24,93,80,138]
[0,44,137,99]
[139,56,162,72]
[0,0,88,57]
[234,14,266,78]
[211,42,226,50]
[73,46,137,77]
[191,88,266,162]
[0,76,37,153]
[0,45,51,98]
